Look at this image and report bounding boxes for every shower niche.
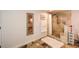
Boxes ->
[26,13,34,35]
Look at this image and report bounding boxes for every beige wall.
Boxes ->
[1,10,48,48]
[72,10,79,34]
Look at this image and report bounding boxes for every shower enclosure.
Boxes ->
[48,10,71,44]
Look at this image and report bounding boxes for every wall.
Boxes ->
[1,10,48,48]
[40,13,48,33]
[0,11,1,46]
[62,11,71,26]
[72,10,79,34]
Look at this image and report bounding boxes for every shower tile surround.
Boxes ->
[50,11,73,45]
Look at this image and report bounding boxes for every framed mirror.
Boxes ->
[26,13,34,35]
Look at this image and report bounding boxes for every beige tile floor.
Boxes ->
[26,39,51,48]
[22,39,79,48]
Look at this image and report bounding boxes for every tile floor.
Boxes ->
[26,39,51,48]
[21,39,79,48]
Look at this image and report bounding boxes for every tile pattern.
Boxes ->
[22,39,79,48]
[26,39,51,48]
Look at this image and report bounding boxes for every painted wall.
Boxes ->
[72,10,79,34]
[40,13,48,33]
[1,10,48,48]
[0,11,1,46]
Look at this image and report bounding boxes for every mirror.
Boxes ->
[26,13,34,35]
